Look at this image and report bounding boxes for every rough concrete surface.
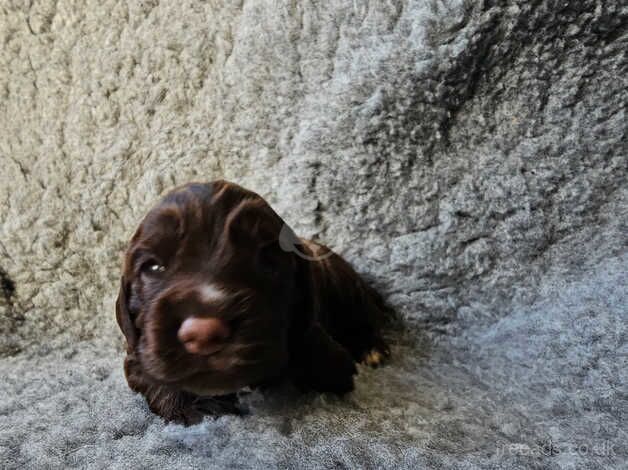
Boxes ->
[0,0,626,468]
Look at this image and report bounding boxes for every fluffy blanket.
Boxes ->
[0,1,625,468]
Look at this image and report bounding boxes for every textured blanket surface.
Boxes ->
[0,1,626,469]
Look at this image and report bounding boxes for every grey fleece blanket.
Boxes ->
[0,1,626,468]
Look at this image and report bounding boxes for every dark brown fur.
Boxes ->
[116,180,391,425]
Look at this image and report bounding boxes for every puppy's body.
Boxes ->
[116,181,391,424]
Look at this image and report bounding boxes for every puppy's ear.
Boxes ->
[116,277,138,352]
[286,252,358,394]
[225,198,282,247]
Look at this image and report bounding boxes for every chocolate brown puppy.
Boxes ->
[116,180,391,424]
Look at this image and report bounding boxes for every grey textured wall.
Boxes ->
[0,1,626,468]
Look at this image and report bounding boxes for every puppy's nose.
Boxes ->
[177,317,230,355]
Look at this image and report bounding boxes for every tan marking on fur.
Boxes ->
[363,349,384,367]
[301,239,329,260]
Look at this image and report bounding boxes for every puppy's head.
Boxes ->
[116,181,302,395]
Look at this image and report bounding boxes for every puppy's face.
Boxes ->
[116,181,300,395]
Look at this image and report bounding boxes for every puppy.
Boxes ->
[116,180,392,424]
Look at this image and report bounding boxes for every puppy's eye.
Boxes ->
[140,261,166,275]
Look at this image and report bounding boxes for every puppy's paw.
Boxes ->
[193,394,248,417]
[169,405,205,426]
[305,344,357,395]
[327,358,357,395]
[292,323,358,395]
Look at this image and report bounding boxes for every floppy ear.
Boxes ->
[225,198,282,248]
[116,277,138,352]
[285,252,357,394]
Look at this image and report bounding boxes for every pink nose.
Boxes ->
[177,317,230,355]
